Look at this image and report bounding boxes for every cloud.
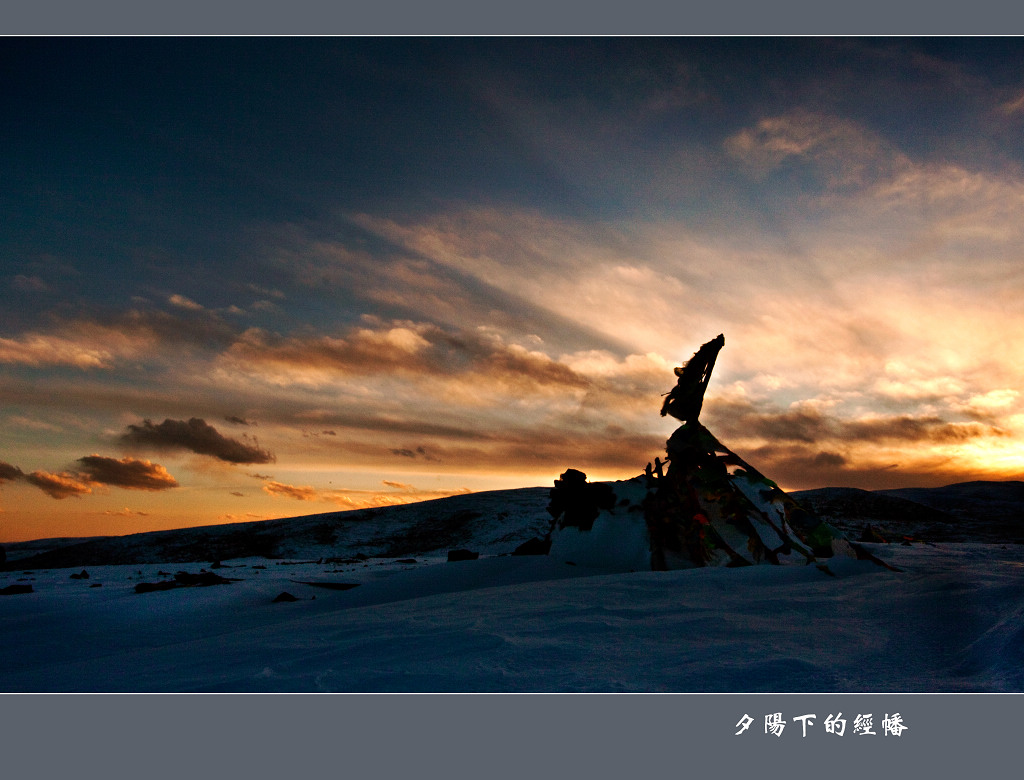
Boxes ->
[76,455,179,491]
[225,415,255,426]
[218,512,267,522]
[321,485,474,510]
[168,294,204,311]
[867,163,1024,246]
[706,398,1003,446]
[0,306,232,370]
[116,306,240,351]
[256,471,471,511]
[25,470,94,499]
[334,188,1024,418]
[0,306,242,371]
[221,318,591,398]
[812,451,847,468]
[327,213,634,354]
[734,433,1018,492]
[0,461,99,500]
[343,207,852,366]
[391,446,439,462]
[999,90,1024,116]
[250,300,282,314]
[101,508,151,517]
[0,332,134,370]
[958,389,1022,421]
[6,415,64,433]
[11,50,1024,512]
[724,111,911,191]
[11,275,49,293]
[301,429,338,439]
[121,418,275,464]
[352,423,665,478]
[841,416,1002,444]
[262,480,318,501]
[8,455,178,500]
[243,283,286,300]
[695,392,1021,491]
[224,322,432,377]
[0,461,25,483]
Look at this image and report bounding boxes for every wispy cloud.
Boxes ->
[321,484,473,510]
[10,275,49,293]
[259,476,473,511]
[390,446,439,462]
[262,480,318,501]
[700,392,1017,490]
[0,306,239,370]
[101,507,151,517]
[724,111,908,188]
[168,294,204,311]
[707,398,1004,446]
[217,512,268,522]
[0,332,142,369]
[1000,91,1024,116]
[220,318,592,397]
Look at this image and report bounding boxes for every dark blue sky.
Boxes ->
[5,38,1022,317]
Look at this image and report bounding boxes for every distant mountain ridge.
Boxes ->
[1,487,553,569]
[4,479,1022,570]
[793,480,1024,543]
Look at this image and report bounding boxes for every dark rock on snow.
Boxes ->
[0,583,33,595]
[289,580,360,591]
[134,581,179,594]
[174,571,235,586]
[547,469,615,532]
[135,570,239,593]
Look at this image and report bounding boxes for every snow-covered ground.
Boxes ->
[3,535,1023,692]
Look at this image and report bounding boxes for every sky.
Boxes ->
[4,37,1024,541]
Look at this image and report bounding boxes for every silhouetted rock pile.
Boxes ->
[547,335,890,572]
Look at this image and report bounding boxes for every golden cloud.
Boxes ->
[262,480,318,501]
[25,470,95,499]
[76,455,179,491]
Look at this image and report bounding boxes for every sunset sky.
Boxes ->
[4,38,1024,541]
